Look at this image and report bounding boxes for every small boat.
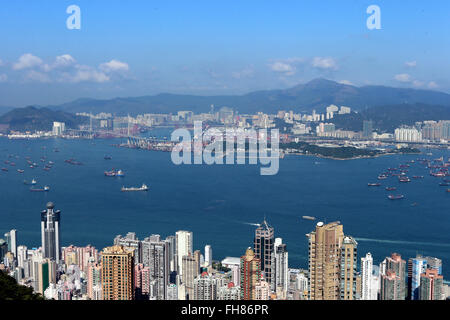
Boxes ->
[10,162,16,166]
[121,183,148,192]
[388,194,404,200]
[302,216,316,221]
[104,155,112,160]
[30,186,50,192]
[398,177,411,183]
[368,183,381,187]
[116,170,125,177]
[104,169,117,177]
[1,168,8,172]
[17,169,24,173]
[24,179,37,185]
[412,176,424,179]
[378,175,388,180]
[385,187,396,191]
[447,189,450,193]
[439,182,450,186]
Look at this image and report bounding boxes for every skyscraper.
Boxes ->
[4,229,17,258]
[407,255,427,300]
[380,253,406,300]
[145,236,170,300]
[182,253,199,300]
[419,268,444,300]
[176,230,193,277]
[361,252,377,300]
[40,202,61,263]
[204,245,212,267]
[307,221,344,300]
[240,247,261,300]
[340,236,358,300]
[253,220,274,286]
[271,238,288,297]
[101,245,135,300]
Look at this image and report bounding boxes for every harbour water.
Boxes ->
[0,137,449,278]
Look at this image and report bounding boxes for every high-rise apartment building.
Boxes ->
[307,221,344,300]
[101,245,135,300]
[181,253,199,300]
[361,252,378,300]
[419,268,444,300]
[271,238,288,296]
[40,202,61,263]
[254,220,274,287]
[176,230,193,277]
[340,236,358,300]
[87,262,102,300]
[204,245,212,267]
[240,247,261,300]
[407,256,427,300]
[134,263,150,300]
[380,253,406,300]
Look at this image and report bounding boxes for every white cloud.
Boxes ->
[70,65,110,83]
[312,57,338,70]
[394,73,412,83]
[269,61,296,76]
[13,53,43,70]
[427,81,438,89]
[405,61,417,68]
[0,74,7,82]
[412,80,424,87]
[53,54,76,68]
[99,59,129,72]
[25,70,51,83]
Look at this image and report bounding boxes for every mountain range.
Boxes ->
[41,78,450,115]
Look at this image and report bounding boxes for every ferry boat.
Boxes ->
[30,186,50,192]
[385,187,397,191]
[116,170,125,177]
[388,194,404,200]
[368,183,381,187]
[302,216,316,221]
[121,183,148,192]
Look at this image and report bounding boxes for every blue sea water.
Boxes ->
[0,137,449,279]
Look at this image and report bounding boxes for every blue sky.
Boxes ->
[0,0,449,106]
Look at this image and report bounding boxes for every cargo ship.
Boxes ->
[30,186,50,192]
[388,194,404,200]
[121,184,148,192]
